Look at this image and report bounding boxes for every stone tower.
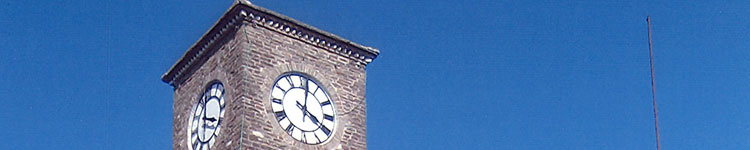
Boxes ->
[161,1,379,149]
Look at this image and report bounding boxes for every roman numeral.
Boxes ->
[285,125,293,134]
[285,76,294,87]
[272,98,282,104]
[321,126,331,135]
[324,114,334,121]
[320,101,331,106]
[193,141,200,149]
[275,85,286,92]
[275,111,286,121]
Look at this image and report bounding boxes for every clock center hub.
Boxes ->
[282,88,322,131]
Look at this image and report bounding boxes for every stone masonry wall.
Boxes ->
[173,27,249,150]
[240,19,368,149]
[173,18,368,149]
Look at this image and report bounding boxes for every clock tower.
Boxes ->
[161,1,379,149]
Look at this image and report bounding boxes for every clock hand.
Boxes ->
[296,101,319,125]
[200,102,210,141]
[296,101,307,122]
[303,78,309,107]
[203,117,217,122]
[302,78,313,123]
[297,101,322,126]
[306,109,320,125]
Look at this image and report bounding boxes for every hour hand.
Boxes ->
[204,117,217,122]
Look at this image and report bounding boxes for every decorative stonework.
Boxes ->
[240,7,379,63]
[162,1,379,88]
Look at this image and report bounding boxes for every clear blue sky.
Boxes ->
[2,0,749,149]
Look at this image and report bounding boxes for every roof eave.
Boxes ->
[162,1,380,87]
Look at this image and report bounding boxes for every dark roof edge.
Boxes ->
[160,2,243,87]
[162,0,380,87]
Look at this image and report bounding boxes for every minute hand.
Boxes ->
[302,79,309,122]
[303,78,309,107]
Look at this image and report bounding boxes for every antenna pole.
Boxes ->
[647,16,661,150]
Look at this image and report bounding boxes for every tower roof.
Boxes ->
[161,1,379,87]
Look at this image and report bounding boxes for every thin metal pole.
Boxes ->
[647,16,661,150]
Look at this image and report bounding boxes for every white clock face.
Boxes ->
[271,74,336,144]
[188,82,225,150]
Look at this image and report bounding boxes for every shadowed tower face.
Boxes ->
[161,1,378,149]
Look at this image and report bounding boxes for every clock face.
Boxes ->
[188,82,225,150]
[271,74,336,144]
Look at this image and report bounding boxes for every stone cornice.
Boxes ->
[162,1,380,87]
